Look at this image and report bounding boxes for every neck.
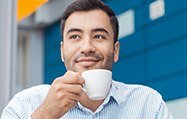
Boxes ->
[79,92,104,112]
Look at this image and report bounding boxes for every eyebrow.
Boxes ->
[91,28,110,36]
[66,28,110,36]
[66,28,83,35]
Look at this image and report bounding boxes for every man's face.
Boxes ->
[61,9,119,73]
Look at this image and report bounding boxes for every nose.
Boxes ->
[79,38,96,55]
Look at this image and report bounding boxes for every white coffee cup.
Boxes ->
[81,69,112,100]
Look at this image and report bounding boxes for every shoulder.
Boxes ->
[13,84,51,101]
[113,80,155,92]
[7,84,51,107]
[112,80,163,101]
[2,84,51,118]
[112,81,173,118]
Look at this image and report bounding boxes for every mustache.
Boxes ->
[74,53,103,61]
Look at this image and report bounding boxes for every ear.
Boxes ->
[113,41,120,63]
[60,41,64,62]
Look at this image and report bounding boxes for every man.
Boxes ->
[1,0,173,119]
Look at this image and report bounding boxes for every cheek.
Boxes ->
[63,46,74,60]
[102,44,114,54]
[63,43,81,64]
[99,45,114,60]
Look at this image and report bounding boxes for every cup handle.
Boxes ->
[82,84,87,93]
[82,87,87,93]
[81,76,87,93]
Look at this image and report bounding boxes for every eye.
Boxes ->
[69,35,81,40]
[94,35,106,39]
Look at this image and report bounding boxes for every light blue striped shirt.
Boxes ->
[1,81,173,119]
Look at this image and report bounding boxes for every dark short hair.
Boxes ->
[60,0,119,43]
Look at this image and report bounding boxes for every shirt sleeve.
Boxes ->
[1,95,32,119]
[156,100,174,119]
[151,90,174,119]
[1,85,49,119]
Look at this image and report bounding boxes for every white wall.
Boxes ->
[35,0,75,25]
[167,97,187,119]
[16,29,44,93]
[28,30,44,87]
[0,0,17,113]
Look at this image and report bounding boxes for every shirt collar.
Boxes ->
[76,80,124,113]
[105,80,123,105]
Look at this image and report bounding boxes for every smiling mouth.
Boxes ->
[76,57,100,67]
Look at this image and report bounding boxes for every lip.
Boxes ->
[76,57,100,67]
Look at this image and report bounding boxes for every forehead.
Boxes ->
[63,9,113,34]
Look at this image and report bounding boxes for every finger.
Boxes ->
[64,98,77,109]
[62,84,83,94]
[61,97,77,109]
[66,92,82,101]
[62,74,85,85]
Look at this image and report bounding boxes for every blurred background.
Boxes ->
[0,0,187,118]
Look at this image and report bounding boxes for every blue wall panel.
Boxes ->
[134,6,147,30]
[44,22,61,49]
[113,53,146,84]
[147,38,187,80]
[44,21,66,84]
[104,0,145,15]
[45,44,61,66]
[162,0,187,17]
[146,12,187,47]
[147,72,187,101]
[120,31,145,56]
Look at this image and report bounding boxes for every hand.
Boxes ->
[31,70,85,119]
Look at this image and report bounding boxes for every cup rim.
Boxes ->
[82,69,112,75]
